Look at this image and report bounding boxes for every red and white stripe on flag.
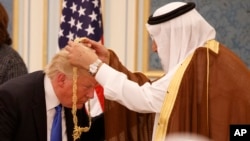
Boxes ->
[58,0,104,113]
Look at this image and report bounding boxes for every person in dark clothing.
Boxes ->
[0,3,28,85]
[0,48,105,141]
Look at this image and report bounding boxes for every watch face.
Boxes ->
[89,59,102,75]
[89,64,97,74]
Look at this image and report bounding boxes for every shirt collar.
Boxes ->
[44,75,60,111]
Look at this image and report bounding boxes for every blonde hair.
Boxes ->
[44,49,74,78]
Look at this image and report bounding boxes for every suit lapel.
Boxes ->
[65,108,74,141]
[32,71,47,141]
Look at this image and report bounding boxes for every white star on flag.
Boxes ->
[58,0,103,49]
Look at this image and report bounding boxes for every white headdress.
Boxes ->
[146,2,216,73]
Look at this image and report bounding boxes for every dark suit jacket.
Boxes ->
[0,71,104,141]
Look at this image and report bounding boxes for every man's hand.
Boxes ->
[79,38,110,65]
[65,40,98,70]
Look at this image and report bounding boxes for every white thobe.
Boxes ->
[95,63,179,140]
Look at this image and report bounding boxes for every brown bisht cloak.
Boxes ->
[165,43,250,141]
[104,50,155,141]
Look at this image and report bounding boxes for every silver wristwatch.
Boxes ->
[89,59,102,75]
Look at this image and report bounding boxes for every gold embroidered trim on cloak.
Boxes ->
[153,52,194,141]
[204,39,219,54]
[153,40,219,141]
[204,39,219,134]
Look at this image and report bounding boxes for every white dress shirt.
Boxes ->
[44,75,67,141]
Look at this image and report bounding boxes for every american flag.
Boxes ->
[58,0,104,112]
[58,0,103,49]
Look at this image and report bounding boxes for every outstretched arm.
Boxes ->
[66,38,151,85]
[108,49,151,85]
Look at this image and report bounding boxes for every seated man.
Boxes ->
[0,48,103,141]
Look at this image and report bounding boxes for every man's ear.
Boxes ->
[56,73,66,87]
